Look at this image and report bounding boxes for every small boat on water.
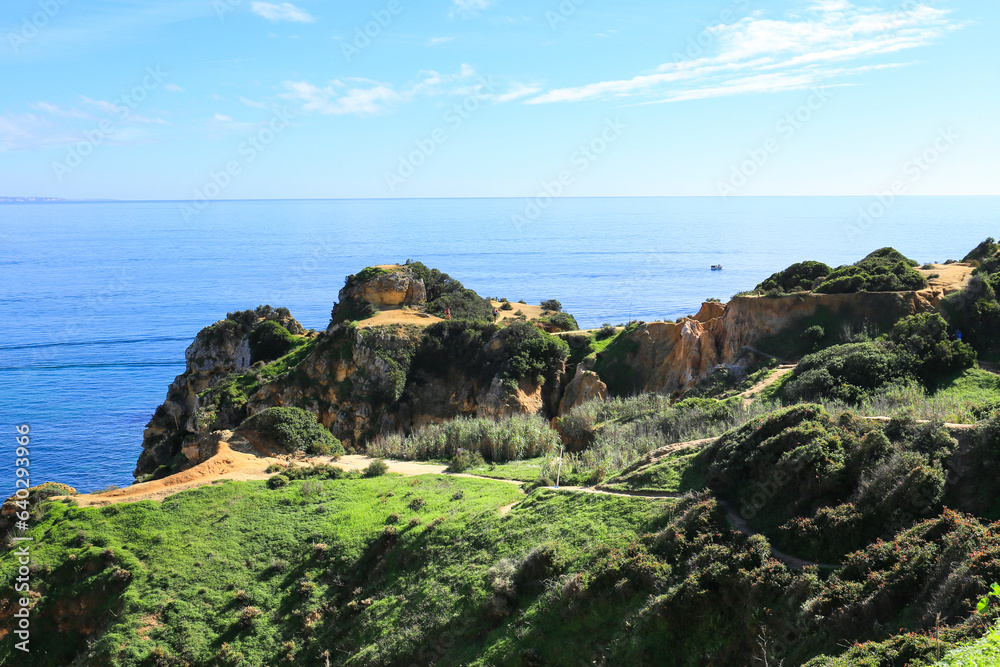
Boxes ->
[711,264,723,271]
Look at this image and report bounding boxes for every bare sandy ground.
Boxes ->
[917,262,973,294]
[65,453,453,508]
[491,300,545,323]
[356,308,442,329]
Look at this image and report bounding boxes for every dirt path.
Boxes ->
[740,365,796,406]
[66,454,524,508]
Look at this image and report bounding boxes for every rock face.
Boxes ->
[602,290,940,397]
[558,368,608,415]
[134,307,306,479]
[343,266,426,308]
[136,318,566,479]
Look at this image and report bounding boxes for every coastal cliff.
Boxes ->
[134,262,969,480]
[135,265,566,479]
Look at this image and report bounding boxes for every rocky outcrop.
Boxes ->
[354,266,426,307]
[597,290,941,397]
[137,317,566,479]
[558,368,608,415]
[134,307,306,479]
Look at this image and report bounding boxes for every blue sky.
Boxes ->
[0,0,996,199]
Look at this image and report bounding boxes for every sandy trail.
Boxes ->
[740,365,796,406]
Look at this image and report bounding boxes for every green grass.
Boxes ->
[463,457,548,482]
[934,622,1000,666]
[600,449,710,494]
[2,476,673,666]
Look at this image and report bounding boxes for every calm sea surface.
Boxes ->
[1,196,997,492]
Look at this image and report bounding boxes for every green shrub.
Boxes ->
[500,301,513,311]
[541,312,579,332]
[784,341,910,404]
[496,322,570,389]
[405,261,493,320]
[889,312,976,383]
[595,324,617,340]
[446,450,486,473]
[267,474,289,489]
[248,320,298,364]
[755,261,832,293]
[964,237,998,263]
[540,299,562,312]
[364,459,389,478]
[802,325,826,351]
[237,407,345,457]
[815,247,926,294]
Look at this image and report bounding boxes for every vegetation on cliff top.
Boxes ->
[753,247,928,295]
[780,313,975,404]
[405,260,494,321]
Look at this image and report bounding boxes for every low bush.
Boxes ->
[755,260,832,294]
[540,312,579,332]
[248,320,298,365]
[237,407,344,457]
[540,299,562,312]
[446,450,486,473]
[783,314,975,404]
[405,261,493,321]
[364,459,389,478]
[595,324,617,340]
[267,475,289,489]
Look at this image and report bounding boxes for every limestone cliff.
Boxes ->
[595,290,946,398]
[135,306,306,478]
[135,270,566,479]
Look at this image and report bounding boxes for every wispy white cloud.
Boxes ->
[164,84,184,93]
[0,114,76,151]
[489,82,542,103]
[527,1,962,105]
[428,36,454,45]
[29,102,90,119]
[251,2,315,23]
[81,97,167,124]
[214,114,234,122]
[239,96,268,109]
[281,65,482,116]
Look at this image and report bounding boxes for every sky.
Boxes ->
[0,0,997,200]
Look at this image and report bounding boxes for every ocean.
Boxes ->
[1,196,997,493]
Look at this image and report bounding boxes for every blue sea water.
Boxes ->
[1,196,998,493]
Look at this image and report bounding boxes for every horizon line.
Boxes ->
[3,194,1000,204]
